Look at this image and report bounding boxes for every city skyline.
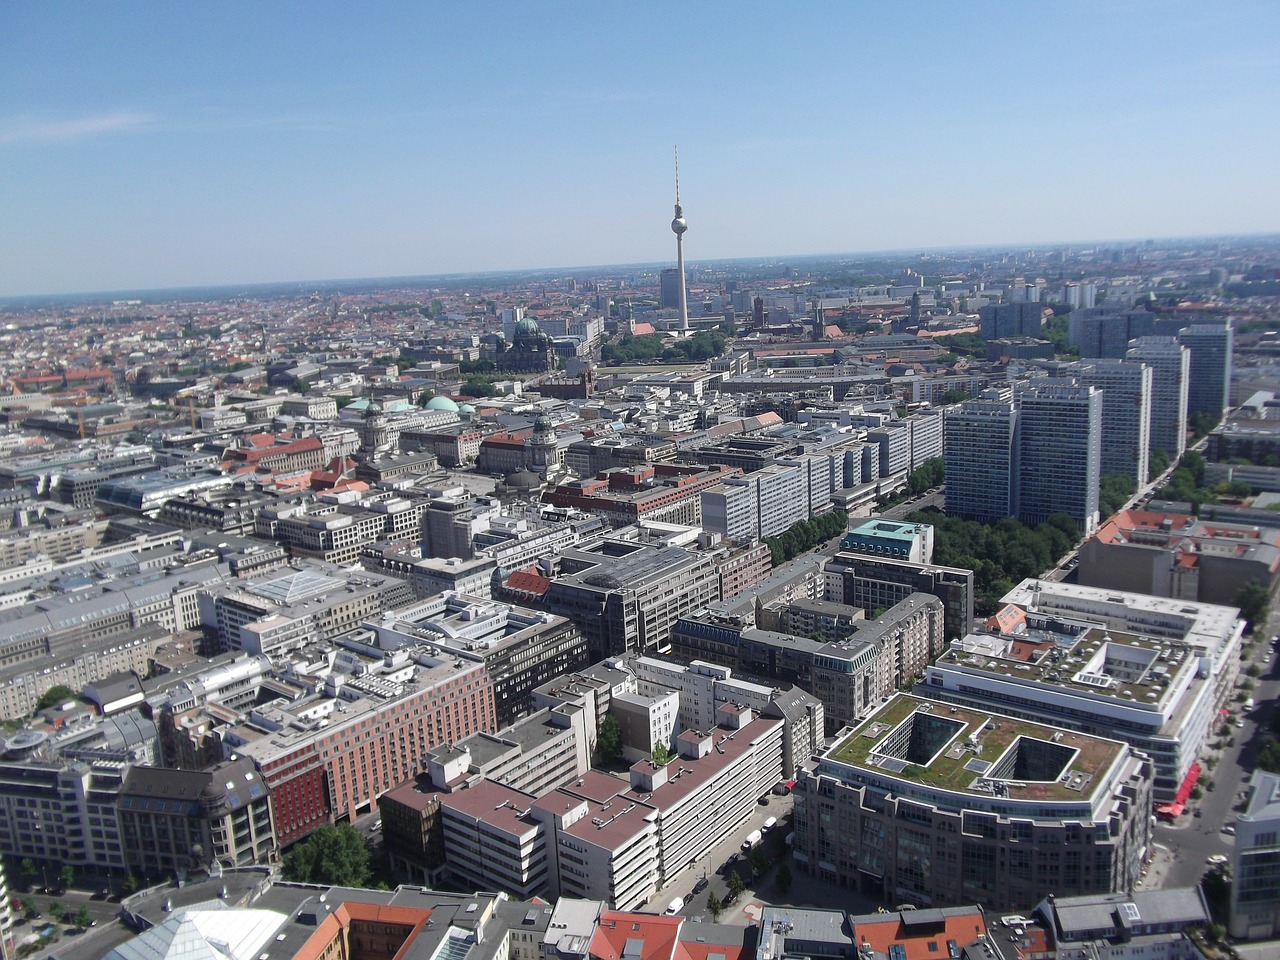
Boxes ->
[4,1,1279,297]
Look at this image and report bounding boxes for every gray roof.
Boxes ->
[1044,887,1209,940]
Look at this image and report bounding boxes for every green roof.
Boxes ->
[824,694,1124,803]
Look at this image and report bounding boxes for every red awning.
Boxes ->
[1157,802,1186,818]
[1174,763,1201,806]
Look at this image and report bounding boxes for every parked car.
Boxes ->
[693,878,708,894]
[762,816,778,831]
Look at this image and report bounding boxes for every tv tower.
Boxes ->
[671,147,690,335]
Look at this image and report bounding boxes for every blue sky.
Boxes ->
[2,1,1277,296]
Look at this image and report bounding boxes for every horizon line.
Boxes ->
[4,230,1278,304]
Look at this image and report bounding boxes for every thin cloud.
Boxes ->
[0,110,155,146]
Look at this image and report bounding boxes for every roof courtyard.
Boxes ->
[824,693,1125,803]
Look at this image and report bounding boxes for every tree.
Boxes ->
[936,389,972,405]
[652,742,672,765]
[1099,473,1135,518]
[748,846,769,878]
[35,685,76,711]
[121,871,139,895]
[282,823,372,887]
[20,897,37,917]
[1235,579,1272,633]
[20,858,35,880]
[75,905,94,929]
[705,891,722,921]
[727,870,745,898]
[49,901,66,922]
[59,865,75,892]
[1149,449,1171,480]
[596,715,623,765]
[776,862,792,896]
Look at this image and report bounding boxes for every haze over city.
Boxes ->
[4,0,1279,297]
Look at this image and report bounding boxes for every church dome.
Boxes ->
[514,316,542,336]
[425,395,460,413]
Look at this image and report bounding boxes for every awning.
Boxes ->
[1174,763,1201,806]
[1157,802,1185,817]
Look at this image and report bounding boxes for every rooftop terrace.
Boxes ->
[825,694,1124,803]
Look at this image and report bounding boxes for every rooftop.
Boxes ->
[823,694,1125,803]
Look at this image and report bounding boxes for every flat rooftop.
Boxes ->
[1001,578,1242,656]
[824,694,1125,803]
[937,624,1194,712]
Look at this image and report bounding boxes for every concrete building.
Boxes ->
[981,302,1044,340]
[839,518,934,564]
[117,756,274,878]
[824,552,974,650]
[1179,322,1233,427]
[371,593,588,728]
[1035,887,1211,960]
[1127,338,1190,462]
[1231,769,1280,939]
[792,693,1153,911]
[943,396,1017,522]
[671,594,944,731]
[544,539,720,660]
[1077,508,1280,607]
[925,618,1217,803]
[1015,382,1102,533]
[1075,359,1153,489]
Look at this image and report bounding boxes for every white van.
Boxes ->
[1245,698,1256,711]
[742,830,762,851]
[664,897,683,916]
[762,816,778,832]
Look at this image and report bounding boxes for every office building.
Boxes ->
[943,395,1017,522]
[544,539,720,660]
[980,302,1044,340]
[659,268,683,310]
[117,756,275,878]
[371,593,587,728]
[840,518,934,564]
[1016,383,1102,532]
[1072,308,1155,359]
[824,552,974,649]
[1078,508,1280,607]
[925,615,1220,803]
[1127,338,1190,462]
[1231,770,1280,939]
[1036,888,1210,958]
[1074,359,1153,489]
[792,693,1153,911]
[1178,322,1233,426]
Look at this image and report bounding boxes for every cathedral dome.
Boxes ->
[514,316,542,337]
[425,395,460,413]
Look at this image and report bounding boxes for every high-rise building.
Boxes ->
[1074,359,1153,488]
[944,384,1102,533]
[1179,322,1233,427]
[979,302,1043,339]
[943,394,1018,522]
[1072,308,1155,358]
[1015,382,1102,532]
[658,268,682,310]
[1128,337,1190,463]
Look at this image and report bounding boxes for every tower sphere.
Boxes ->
[671,215,688,236]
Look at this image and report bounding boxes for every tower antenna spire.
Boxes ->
[674,145,681,208]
